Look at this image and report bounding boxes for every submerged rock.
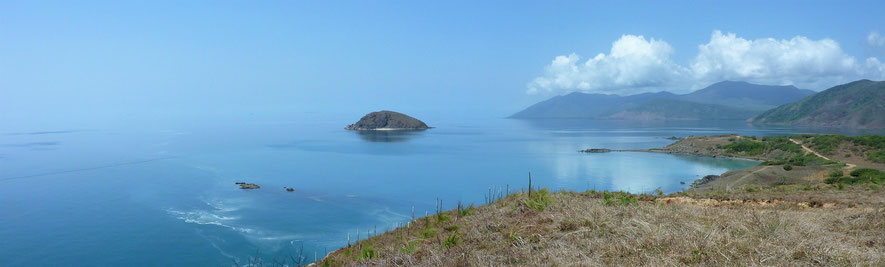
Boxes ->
[345,111,430,130]
[285,187,294,192]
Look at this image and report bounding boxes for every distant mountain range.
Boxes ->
[510,81,816,120]
[750,80,885,128]
[606,99,760,120]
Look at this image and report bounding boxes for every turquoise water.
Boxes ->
[1,116,876,266]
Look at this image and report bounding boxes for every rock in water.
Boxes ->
[345,111,430,130]
[690,175,720,188]
[236,182,260,189]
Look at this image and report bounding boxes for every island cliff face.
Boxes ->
[345,111,430,130]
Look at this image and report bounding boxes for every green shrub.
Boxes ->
[618,195,638,205]
[435,212,450,223]
[783,164,792,171]
[829,170,843,178]
[421,227,437,238]
[869,151,885,163]
[443,233,460,249]
[458,205,474,217]
[723,140,765,155]
[525,188,552,211]
[824,169,884,185]
[359,244,376,260]
[746,187,757,193]
[808,135,845,155]
[400,241,418,254]
[603,192,638,206]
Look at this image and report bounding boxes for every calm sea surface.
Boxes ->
[1,116,880,266]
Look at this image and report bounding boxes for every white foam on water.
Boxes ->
[167,209,253,234]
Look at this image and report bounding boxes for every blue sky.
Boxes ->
[2,1,884,127]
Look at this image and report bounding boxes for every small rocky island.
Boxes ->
[235,182,260,189]
[345,110,430,130]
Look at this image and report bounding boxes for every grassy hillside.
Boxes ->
[605,99,760,120]
[314,134,885,266]
[319,187,884,266]
[751,80,885,128]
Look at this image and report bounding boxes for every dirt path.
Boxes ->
[727,165,772,191]
[789,138,856,169]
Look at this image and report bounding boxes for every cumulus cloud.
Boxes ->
[529,31,885,95]
[527,35,687,95]
[691,31,864,89]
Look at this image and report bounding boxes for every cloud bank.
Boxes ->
[528,31,885,95]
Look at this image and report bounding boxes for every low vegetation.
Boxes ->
[320,185,884,266]
[793,134,885,163]
[312,134,885,266]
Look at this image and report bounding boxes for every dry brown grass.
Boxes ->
[319,187,885,266]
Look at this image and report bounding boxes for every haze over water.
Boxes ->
[4,114,881,266]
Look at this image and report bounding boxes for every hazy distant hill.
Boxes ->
[750,80,885,128]
[678,81,816,111]
[510,81,815,119]
[606,99,760,120]
[509,91,677,118]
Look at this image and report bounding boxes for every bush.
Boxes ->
[850,168,879,177]
[458,205,474,217]
[443,233,460,249]
[421,227,437,238]
[824,168,884,185]
[869,151,885,163]
[723,140,765,155]
[783,165,793,171]
[603,192,638,206]
[525,188,552,211]
[810,135,842,153]
[435,212,450,223]
[400,241,418,255]
[359,244,376,260]
[824,177,839,184]
[829,170,843,178]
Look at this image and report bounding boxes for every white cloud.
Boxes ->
[868,31,885,47]
[527,35,687,95]
[691,31,863,89]
[529,31,885,95]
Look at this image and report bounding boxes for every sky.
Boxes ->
[2,1,885,128]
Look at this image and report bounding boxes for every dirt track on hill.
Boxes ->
[789,138,857,170]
